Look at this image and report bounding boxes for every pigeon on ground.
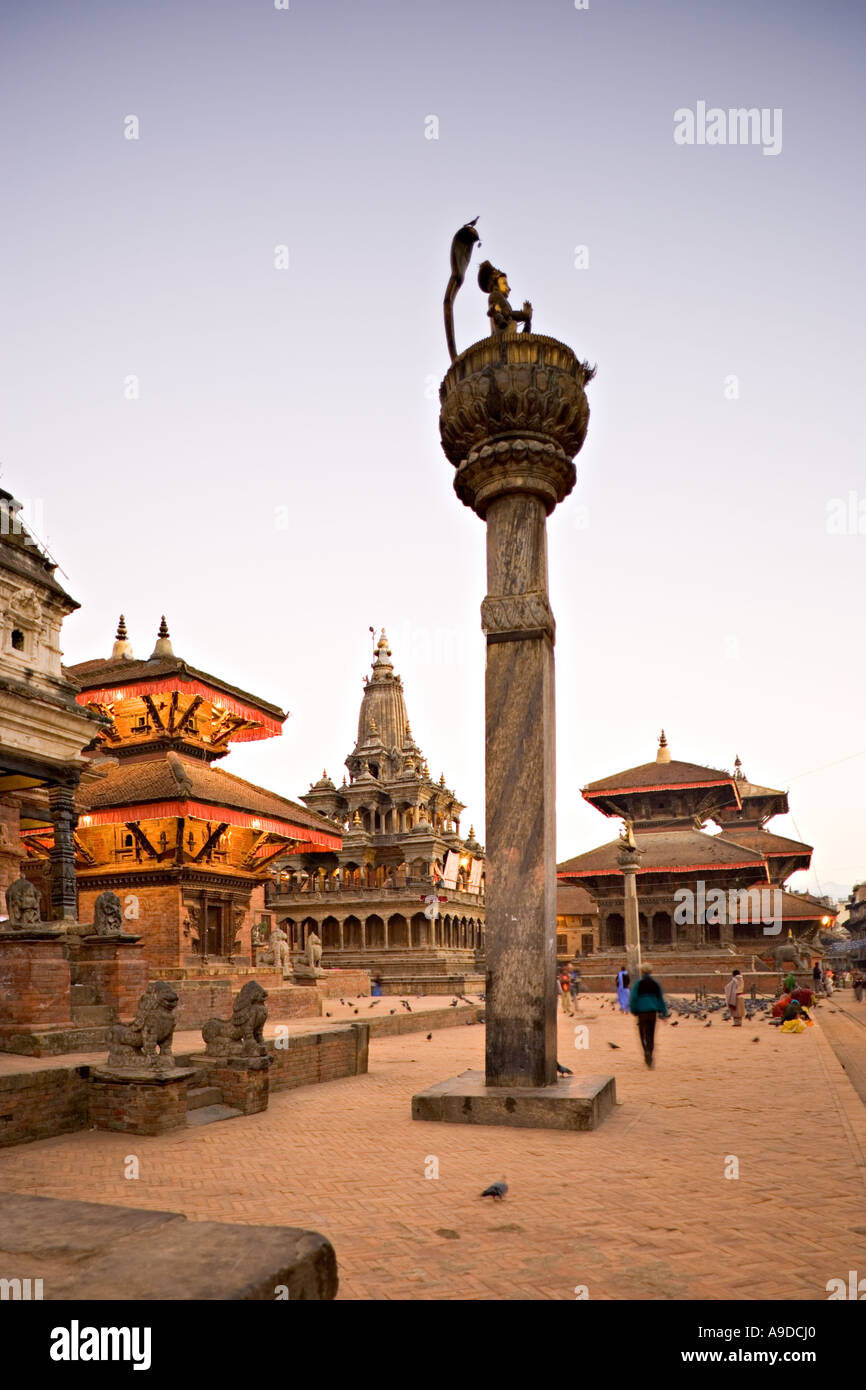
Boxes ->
[450,999,459,1007]
[339,999,345,1005]
[671,1021,679,1027]
[556,1062,573,1076]
[608,1042,620,1050]
[705,1021,712,1028]
[481,1180,508,1200]
[325,1011,331,1017]
[354,1009,359,1014]
[752,1037,760,1042]
[426,1033,432,1040]
[389,1009,396,1015]
[368,1000,380,1008]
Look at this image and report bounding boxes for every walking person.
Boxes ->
[616,965,630,1013]
[724,968,746,1027]
[854,972,864,1004]
[813,960,823,996]
[629,964,669,1068]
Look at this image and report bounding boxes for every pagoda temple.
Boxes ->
[33,617,341,969]
[558,732,832,954]
[266,631,486,990]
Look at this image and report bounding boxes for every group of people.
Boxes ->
[556,965,582,1015]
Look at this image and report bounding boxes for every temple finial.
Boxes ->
[656,729,671,764]
[111,613,134,661]
[150,615,174,660]
[734,754,743,779]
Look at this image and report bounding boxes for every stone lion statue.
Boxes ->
[93,890,125,937]
[107,980,179,1070]
[258,923,290,973]
[4,874,42,929]
[295,929,325,978]
[202,980,269,1058]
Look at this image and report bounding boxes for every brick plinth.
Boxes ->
[89,1067,195,1135]
[0,935,72,1028]
[209,1057,271,1114]
[76,938,148,1016]
[314,970,371,999]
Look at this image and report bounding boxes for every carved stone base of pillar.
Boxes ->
[412,1069,616,1131]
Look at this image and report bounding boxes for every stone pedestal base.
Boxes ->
[207,1056,271,1115]
[411,1069,616,1131]
[89,1066,196,1135]
[76,936,147,1017]
[0,933,71,1030]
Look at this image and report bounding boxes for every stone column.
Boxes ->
[48,777,79,921]
[479,490,559,1086]
[411,331,608,1126]
[618,841,643,984]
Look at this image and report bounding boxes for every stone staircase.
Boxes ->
[179,1061,242,1127]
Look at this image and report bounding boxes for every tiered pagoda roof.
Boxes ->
[66,615,285,754]
[62,617,340,858]
[560,734,814,891]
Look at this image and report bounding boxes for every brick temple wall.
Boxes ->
[79,882,182,971]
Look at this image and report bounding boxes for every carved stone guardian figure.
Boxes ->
[258,922,290,973]
[3,873,42,930]
[92,889,133,938]
[201,981,269,1058]
[294,928,325,978]
[106,980,180,1072]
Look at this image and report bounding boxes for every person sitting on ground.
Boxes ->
[780,1000,808,1034]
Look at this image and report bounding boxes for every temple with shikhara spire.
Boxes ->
[32,616,341,968]
[267,630,486,985]
[558,731,834,955]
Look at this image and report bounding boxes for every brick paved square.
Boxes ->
[1,996,864,1300]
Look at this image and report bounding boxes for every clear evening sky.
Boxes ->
[1,0,863,893]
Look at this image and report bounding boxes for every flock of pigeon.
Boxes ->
[323,993,484,1023]
[595,991,774,1043]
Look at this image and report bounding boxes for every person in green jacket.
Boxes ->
[629,965,669,1068]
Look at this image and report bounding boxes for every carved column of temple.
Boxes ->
[617,827,643,984]
[48,777,80,920]
[440,333,593,1088]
